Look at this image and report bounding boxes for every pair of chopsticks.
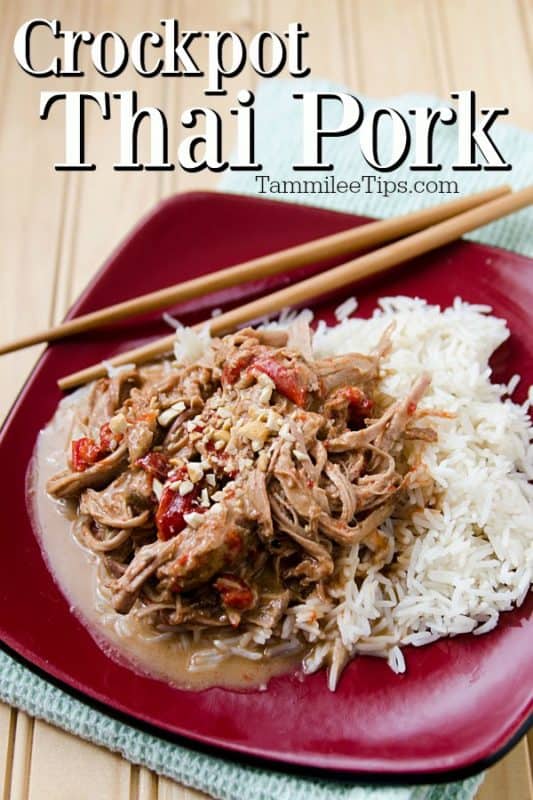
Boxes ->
[4,185,531,390]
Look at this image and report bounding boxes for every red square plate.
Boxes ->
[0,192,531,781]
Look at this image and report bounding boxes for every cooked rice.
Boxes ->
[162,312,182,330]
[334,295,358,321]
[291,295,532,682]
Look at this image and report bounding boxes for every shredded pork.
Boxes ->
[47,322,435,684]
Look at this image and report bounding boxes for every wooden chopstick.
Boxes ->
[58,185,532,391]
[0,186,510,358]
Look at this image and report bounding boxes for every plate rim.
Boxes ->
[1,635,530,784]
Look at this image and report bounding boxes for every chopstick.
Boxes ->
[58,185,533,391]
[0,187,510,358]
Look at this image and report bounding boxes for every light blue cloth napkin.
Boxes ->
[3,81,531,800]
[221,80,532,257]
[0,650,483,799]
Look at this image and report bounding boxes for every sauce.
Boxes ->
[29,393,299,691]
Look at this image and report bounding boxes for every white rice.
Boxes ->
[173,323,211,365]
[102,360,136,378]
[334,295,358,321]
[296,295,533,677]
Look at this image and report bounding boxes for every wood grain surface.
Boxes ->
[0,1,531,798]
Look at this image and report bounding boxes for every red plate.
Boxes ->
[0,192,531,780]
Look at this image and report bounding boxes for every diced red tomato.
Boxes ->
[155,483,204,541]
[407,401,417,415]
[251,356,307,407]
[136,451,171,481]
[214,574,254,610]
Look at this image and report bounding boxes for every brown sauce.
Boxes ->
[29,392,299,691]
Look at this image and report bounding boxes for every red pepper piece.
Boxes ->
[155,483,204,541]
[222,351,255,385]
[71,422,125,472]
[71,437,102,472]
[214,574,254,610]
[98,423,116,452]
[136,452,171,482]
[251,356,307,407]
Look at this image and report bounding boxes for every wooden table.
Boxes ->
[1,1,532,798]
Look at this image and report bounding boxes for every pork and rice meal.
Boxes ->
[33,297,533,690]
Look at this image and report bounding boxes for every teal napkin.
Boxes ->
[0,651,483,800]
[221,80,532,257]
[3,81,531,800]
